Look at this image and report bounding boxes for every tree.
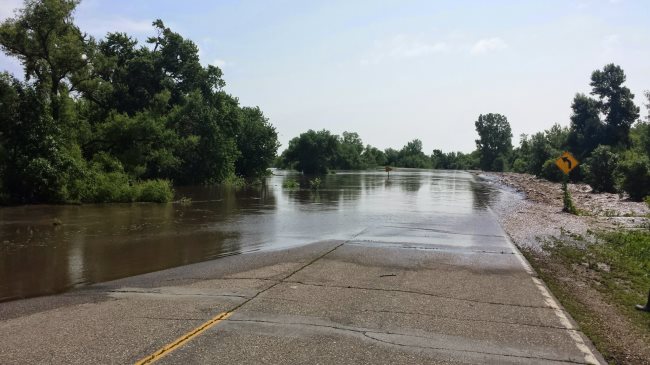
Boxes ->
[283,130,340,174]
[583,145,619,193]
[0,1,278,203]
[235,107,280,179]
[335,131,364,169]
[396,139,431,168]
[361,145,386,167]
[474,113,512,171]
[0,0,90,122]
[590,64,639,147]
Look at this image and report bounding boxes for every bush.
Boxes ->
[282,178,299,189]
[583,145,619,193]
[617,152,650,201]
[309,177,321,190]
[78,163,174,203]
[540,158,565,182]
[512,158,527,173]
[136,179,174,203]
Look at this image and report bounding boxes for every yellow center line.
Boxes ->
[134,311,233,365]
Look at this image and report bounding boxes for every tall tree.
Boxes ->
[0,0,90,122]
[283,130,340,174]
[567,94,604,160]
[474,113,512,171]
[589,64,639,147]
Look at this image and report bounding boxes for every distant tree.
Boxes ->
[474,113,512,171]
[590,64,640,148]
[283,129,340,174]
[235,107,280,179]
[335,131,364,169]
[361,145,386,167]
[395,139,431,168]
[384,148,399,166]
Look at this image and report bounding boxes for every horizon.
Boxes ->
[1,0,649,154]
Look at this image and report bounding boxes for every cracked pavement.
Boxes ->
[0,173,605,364]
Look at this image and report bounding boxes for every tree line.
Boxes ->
[0,0,279,204]
[275,130,478,174]
[279,64,649,201]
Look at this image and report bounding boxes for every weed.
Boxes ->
[309,177,321,190]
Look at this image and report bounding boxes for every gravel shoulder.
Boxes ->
[481,172,650,365]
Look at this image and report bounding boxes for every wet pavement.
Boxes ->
[0,170,604,364]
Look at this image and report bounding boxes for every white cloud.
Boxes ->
[361,35,449,65]
[212,58,226,68]
[470,37,508,55]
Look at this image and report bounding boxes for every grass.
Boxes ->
[523,229,650,364]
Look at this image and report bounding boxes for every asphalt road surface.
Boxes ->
[0,171,604,364]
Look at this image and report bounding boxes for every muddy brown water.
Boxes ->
[0,169,502,302]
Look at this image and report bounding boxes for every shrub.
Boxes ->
[540,158,565,182]
[309,177,321,190]
[617,152,650,201]
[136,179,174,203]
[583,145,619,193]
[282,178,299,189]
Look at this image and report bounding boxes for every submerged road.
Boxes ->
[0,171,603,364]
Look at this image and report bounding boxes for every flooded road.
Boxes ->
[0,169,500,302]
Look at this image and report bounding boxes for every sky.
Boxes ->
[1,0,649,153]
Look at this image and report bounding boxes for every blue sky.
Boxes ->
[1,0,649,153]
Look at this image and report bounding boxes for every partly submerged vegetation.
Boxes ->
[0,0,279,204]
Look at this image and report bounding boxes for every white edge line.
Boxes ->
[486,206,602,365]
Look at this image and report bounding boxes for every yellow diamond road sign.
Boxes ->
[555,151,579,175]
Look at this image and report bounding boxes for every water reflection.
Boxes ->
[1,169,500,302]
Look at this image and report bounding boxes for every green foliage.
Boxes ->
[235,107,280,180]
[562,180,579,215]
[431,150,479,170]
[0,1,278,204]
[283,129,339,174]
[282,178,299,189]
[590,64,640,148]
[309,177,321,190]
[540,158,565,182]
[474,113,512,171]
[567,94,604,160]
[384,139,431,169]
[136,179,174,203]
[360,145,386,167]
[616,151,650,201]
[583,145,619,193]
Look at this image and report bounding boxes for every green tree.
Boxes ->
[235,107,280,179]
[566,94,602,160]
[283,130,340,174]
[335,131,365,169]
[474,113,512,171]
[361,145,386,167]
[583,145,619,193]
[0,0,90,122]
[590,64,640,148]
[396,139,431,168]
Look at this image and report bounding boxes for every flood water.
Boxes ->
[0,169,501,302]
